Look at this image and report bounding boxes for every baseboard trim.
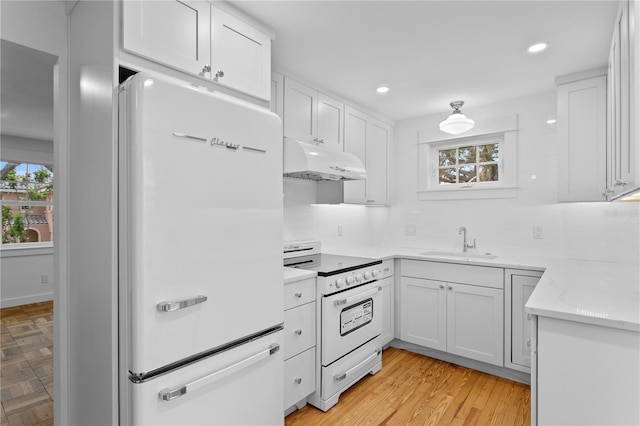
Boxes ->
[1,293,53,308]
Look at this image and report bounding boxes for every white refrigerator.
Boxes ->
[118,72,284,425]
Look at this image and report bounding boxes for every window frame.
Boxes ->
[418,130,518,200]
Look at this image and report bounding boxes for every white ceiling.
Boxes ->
[232,0,619,122]
[1,39,56,141]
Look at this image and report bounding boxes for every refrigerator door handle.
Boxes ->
[158,343,280,402]
[157,295,208,312]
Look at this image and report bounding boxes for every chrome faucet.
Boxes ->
[459,227,476,253]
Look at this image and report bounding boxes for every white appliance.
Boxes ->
[283,137,367,181]
[284,241,383,411]
[118,72,284,425]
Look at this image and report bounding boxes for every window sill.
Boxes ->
[418,185,519,201]
[1,242,54,258]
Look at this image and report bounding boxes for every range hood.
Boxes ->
[283,138,366,181]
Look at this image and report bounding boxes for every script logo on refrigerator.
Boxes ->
[171,132,266,154]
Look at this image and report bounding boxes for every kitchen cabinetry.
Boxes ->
[122,1,271,100]
[532,315,640,425]
[343,106,392,205]
[556,72,607,202]
[283,77,344,151]
[504,269,542,373]
[270,71,284,120]
[283,276,316,412]
[378,259,394,348]
[400,260,504,366]
[605,0,639,200]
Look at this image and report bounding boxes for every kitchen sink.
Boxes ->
[419,251,498,260]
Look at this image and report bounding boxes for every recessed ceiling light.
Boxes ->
[546,118,557,124]
[527,42,549,54]
[376,86,389,94]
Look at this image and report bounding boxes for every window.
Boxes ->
[1,161,54,245]
[438,142,500,185]
[418,127,518,200]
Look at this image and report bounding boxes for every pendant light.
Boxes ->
[439,101,475,135]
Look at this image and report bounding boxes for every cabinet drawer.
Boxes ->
[284,278,316,310]
[284,347,315,410]
[401,259,503,289]
[284,302,316,359]
[380,259,394,279]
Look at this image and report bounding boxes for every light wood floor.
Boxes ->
[0,302,53,426]
[286,347,530,426]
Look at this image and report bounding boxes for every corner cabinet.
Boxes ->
[556,72,608,202]
[122,1,272,100]
[400,260,504,367]
[504,269,542,373]
[283,77,344,151]
[343,106,392,205]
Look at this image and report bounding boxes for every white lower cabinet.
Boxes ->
[505,269,542,372]
[378,259,395,348]
[400,260,504,367]
[283,276,316,411]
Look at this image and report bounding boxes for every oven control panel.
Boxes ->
[319,267,382,295]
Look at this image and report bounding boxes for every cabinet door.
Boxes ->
[511,274,539,368]
[446,283,504,366]
[317,94,344,151]
[367,119,391,204]
[123,1,211,76]
[400,277,446,351]
[343,106,368,203]
[270,71,284,121]
[378,276,394,348]
[557,75,607,201]
[210,6,271,100]
[284,78,317,142]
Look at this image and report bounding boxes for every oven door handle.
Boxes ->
[334,285,382,306]
[334,348,382,382]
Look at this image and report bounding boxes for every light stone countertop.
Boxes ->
[283,266,316,284]
[321,245,640,332]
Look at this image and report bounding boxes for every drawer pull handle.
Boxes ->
[294,329,302,335]
[295,378,302,384]
[294,292,303,298]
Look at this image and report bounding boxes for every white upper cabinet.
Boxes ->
[210,6,271,100]
[283,77,344,151]
[123,1,272,100]
[606,0,639,200]
[123,1,211,76]
[556,72,607,202]
[343,106,392,205]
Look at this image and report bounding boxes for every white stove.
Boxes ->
[284,241,383,411]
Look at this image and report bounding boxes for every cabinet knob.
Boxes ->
[295,378,302,384]
[439,284,444,290]
[527,339,531,348]
[614,180,629,187]
[294,329,302,335]
[202,64,211,73]
[527,314,532,321]
[294,292,302,298]
[215,69,225,79]
[447,285,453,291]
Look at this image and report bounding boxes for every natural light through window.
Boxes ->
[1,161,54,246]
[438,142,500,185]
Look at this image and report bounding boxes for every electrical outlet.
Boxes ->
[41,274,49,284]
[533,225,544,239]
[404,224,416,236]
[338,225,343,236]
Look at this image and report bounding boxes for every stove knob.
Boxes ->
[364,271,373,280]
[346,275,355,285]
[335,278,345,288]
[356,273,364,283]
[372,269,381,277]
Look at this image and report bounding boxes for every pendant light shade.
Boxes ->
[439,101,475,135]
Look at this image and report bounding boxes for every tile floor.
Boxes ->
[1,302,53,426]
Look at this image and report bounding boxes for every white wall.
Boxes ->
[284,90,639,263]
[1,1,70,423]
[1,247,54,307]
